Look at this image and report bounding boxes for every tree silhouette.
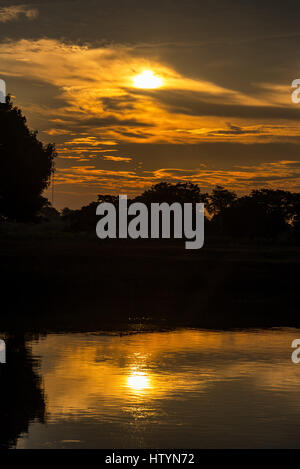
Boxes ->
[136,181,207,205]
[62,201,99,231]
[0,335,45,449]
[59,182,300,243]
[206,185,237,216]
[214,194,287,239]
[0,96,56,221]
[38,198,60,222]
[249,189,299,223]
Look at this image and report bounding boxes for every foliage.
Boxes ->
[0,96,56,221]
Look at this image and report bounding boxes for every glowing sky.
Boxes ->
[0,0,300,208]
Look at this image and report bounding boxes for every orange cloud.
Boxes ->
[102,155,132,162]
[1,38,299,148]
[0,6,38,23]
[52,160,300,196]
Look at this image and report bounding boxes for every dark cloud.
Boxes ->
[207,123,263,136]
[117,142,300,169]
[101,96,137,112]
[245,174,300,182]
[117,130,154,139]
[54,115,152,130]
[1,0,300,45]
[131,88,300,120]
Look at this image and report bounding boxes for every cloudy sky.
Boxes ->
[1,0,300,208]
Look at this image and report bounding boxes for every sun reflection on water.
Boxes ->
[27,329,300,421]
[14,328,300,448]
[127,372,151,392]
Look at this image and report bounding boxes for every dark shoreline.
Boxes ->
[1,236,300,333]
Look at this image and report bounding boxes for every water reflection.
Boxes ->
[0,336,45,449]
[2,328,300,448]
[127,371,151,393]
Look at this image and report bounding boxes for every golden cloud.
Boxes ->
[52,160,300,197]
[0,6,38,23]
[1,38,299,149]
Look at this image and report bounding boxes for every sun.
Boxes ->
[133,70,163,89]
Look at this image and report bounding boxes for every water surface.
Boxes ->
[3,328,300,448]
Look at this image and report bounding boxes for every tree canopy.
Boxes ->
[0,96,56,221]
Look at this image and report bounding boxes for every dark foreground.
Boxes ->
[0,235,300,449]
[0,234,299,332]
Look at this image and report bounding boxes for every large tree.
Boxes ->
[136,182,207,205]
[206,185,237,216]
[0,96,56,221]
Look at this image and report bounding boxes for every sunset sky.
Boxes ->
[1,0,300,208]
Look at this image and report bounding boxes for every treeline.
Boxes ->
[56,182,300,244]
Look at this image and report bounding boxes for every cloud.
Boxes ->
[150,161,300,191]
[101,96,137,112]
[63,137,118,147]
[53,160,300,195]
[1,37,299,207]
[1,38,299,149]
[102,155,132,162]
[47,157,300,208]
[205,123,263,137]
[137,88,300,121]
[0,5,38,23]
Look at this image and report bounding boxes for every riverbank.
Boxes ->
[0,234,299,332]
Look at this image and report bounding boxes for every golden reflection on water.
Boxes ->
[29,329,300,418]
[127,372,151,392]
[17,328,300,448]
[33,330,219,418]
